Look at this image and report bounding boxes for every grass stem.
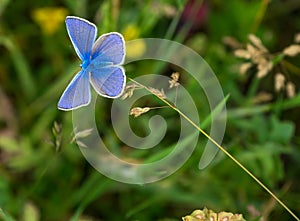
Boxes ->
[129,77,300,221]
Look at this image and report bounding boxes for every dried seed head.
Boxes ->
[252,92,273,104]
[286,82,296,98]
[222,36,243,49]
[151,1,177,17]
[71,128,93,143]
[169,72,180,88]
[122,83,140,100]
[275,73,285,92]
[283,44,300,57]
[256,67,268,78]
[148,87,167,99]
[247,205,261,218]
[53,121,61,133]
[52,121,62,137]
[76,140,88,148]
[51,121,62,151]
[246,43,260,58]
[257,61,273,78]
[130,107,151,117]
[169,80,180,89]
[294,33,300,43]
[248,34,268,52]
[239,62,252,75]
[171,72,180,81]
[234,49,251,59]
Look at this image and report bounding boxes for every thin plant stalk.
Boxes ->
[128,77,300,221]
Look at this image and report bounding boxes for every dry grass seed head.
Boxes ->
[171,72,180,81]
[130,107,151,117]
[246,43,260,60]
[286,82,296,98]
[222,36,244,49]
[148,87,167,99]
[248,34,268,53]
[256,60,273,78]
[122,83,141,100]
[234,49,251,59]
[169,72,180,88]
[275,73,285,92]
[252,92,273,104]
[239,62,252,75]
[283,44,300,57]
[294,33,300,43]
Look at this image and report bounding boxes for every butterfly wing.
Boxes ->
[91,32,125,65]
[58,70,91,110]
[65,16,97,61]
[89,66,126,98]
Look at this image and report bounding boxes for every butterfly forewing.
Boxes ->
[59,16,126,111]
[66,16,97,61]
[91,33,125,65]
[89,66,126,98]
[58,70,91,110]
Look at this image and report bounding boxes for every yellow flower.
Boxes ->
[122,24,140,41]
[122,24,146,58]
[32,7,68,35]
[126,39,146,59]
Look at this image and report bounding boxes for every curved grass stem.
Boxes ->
[128,77,300,221]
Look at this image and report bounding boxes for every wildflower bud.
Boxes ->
[182,208,245,221]
[182,215,198,221]
[190,209,206,219]
[218,212,245,221]
[218,212,234,221]
[182,208,215,221]
[283,44,300,57]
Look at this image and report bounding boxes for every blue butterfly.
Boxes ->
[58,16,126,111]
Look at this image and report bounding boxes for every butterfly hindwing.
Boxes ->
[58,70,91,110]
[58,17,126,111]
[89,66,126,98]
[66,16,97,61]
[91,32,125,65]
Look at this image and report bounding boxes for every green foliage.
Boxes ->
[1,0,300,220]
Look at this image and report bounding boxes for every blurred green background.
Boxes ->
[1,0,300,220]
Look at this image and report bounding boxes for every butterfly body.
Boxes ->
[58,16,126,111]
[81,59,90,70]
